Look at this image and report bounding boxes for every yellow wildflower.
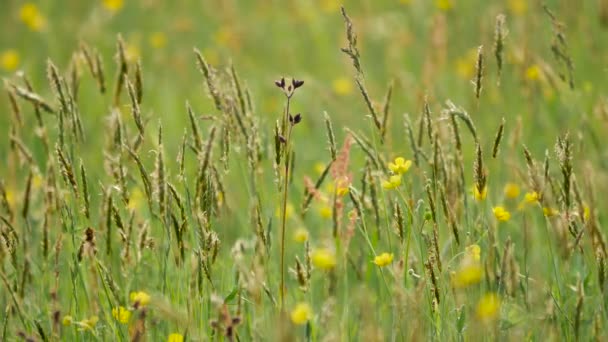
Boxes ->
[524,191,540,204]
[127,188,144,211]
[503,183,520,199]
[382,175,402,190]
[543,207,559,217]
[62,315,73,326]
[320,0,341,13]
[112,306,131,324]
[508,0,527,16]
[435,0,453,11]
[290,302,312,325]
[314,162,326,175]
[311,248,336,270]
[388,157,412,175]
[149,32,167,49]
[167,333,184,342]
[19,3,47,32]
[1,50,19,71]
[525,65,541,81]
[473,185,487,201]
[130,291,151,308]
[77,315,99,331]
[319,205,332,219]
[332,77,353,96]
[125,44,140,63]
[103,0,124,12]
[493,206,511,222]
[293,227,309,243]
[476,293,501,321]
[373,253,394,267]
[583,205,591,221]
[275,203,295,220]
[455,48,478,80]
[451,262,482,288]
[465,244,481,262]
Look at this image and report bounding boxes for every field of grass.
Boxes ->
[1,0,608,340]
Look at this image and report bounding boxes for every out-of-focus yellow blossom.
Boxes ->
[311,248,336,270]
[32,172,44,191]
[493,206,511,221]
[332,77,353,96]
[525,65,542,81]
[293,227,309,243]
[508,0,527,16]
[455,49,478,80]
[320,0,341,13]
[149,32,167,49]
[373,252,394,267]
[319,205,332,219]
[125,44,140,63]
[388,157,412,175]
[476,293,501,321]
[130,291,151,308]
[382,175,402,190]
[167,333,184,342]
[276,203,295,219]
[290,302,312,325]
[473,185,487,201]
[503,183,520,199]
[1,50,19,71]
[214,26,239,50]
[524,191,540,204]
[583,205,591,221]
[314,162,326,175]
[435,0,453,11]
[128,188,144,211]
[77,315,99,331]
[112,306,131,324]
[62,315,73,326]
[19,3,47,32]
[543,207,559,217]
[5,188,16,208]
[451,262,482,288]
[103,0,124,12]
[465,244,481,262]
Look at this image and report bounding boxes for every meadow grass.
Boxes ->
[1,0,608,341]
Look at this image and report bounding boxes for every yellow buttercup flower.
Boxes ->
[455,48,478,80]
[311,248,336,270]
[319,205,332,219]
[493,206,511,222]
[293,227,309,243]
[373,252,394,267]
[451,262,482,288]
[473,185,487,201]
[525,65,542,81]
[127,188,144,211]
[314,162,326,175]
[62,315,73,326]
[388,157,412,175]
[503,183,520,199]
[524,191,540,204]
[332,77,353,96]
[508,0,528,16]
[19,3,47,32]
[435,0,453,11]
[1,50,19,71]
[583,204,591,221]
[167,333,184,342]
[543,207,559,217]
[465,244,481,262]
[290,302,312,325]
[382,175,402,190]
[103,0,124,12]
[112,306,131,324]
[130,291,151,308]
[476,293,501,321]
[276,203,295,220]
[149,32,167,49]
[77,315,99,331]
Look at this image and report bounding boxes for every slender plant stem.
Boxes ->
[279,96,293,310]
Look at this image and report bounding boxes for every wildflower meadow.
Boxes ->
[1,0,608,341]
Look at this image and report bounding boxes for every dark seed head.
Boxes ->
[293,113,302,124]
[292,79,304,89]
[275,77,285,89]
